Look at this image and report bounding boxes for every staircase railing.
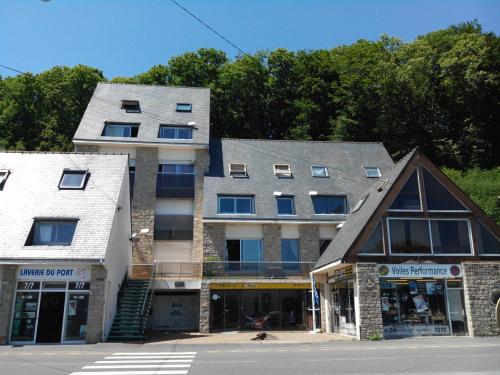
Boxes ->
[140,260,157,337]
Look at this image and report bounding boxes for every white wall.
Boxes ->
[155,199,194,215]
[319,224,337,239]
[158,148,196,162]
[281,224,299,239]
[154,241,193,262]
[225,224,263,239]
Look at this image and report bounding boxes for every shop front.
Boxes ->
[10,265,91,344]
[378,263,468,338]
[209,283,312,331]
[328,265,356,336]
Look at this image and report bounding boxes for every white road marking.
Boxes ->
[104,356,195,359]
[83,364,191,369]
[70,372,188,375]
[95,360,194,364]
[112,352,196,355]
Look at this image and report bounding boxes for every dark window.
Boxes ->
[176,103,192,112]
[319,239,332,255]
[121,100,140,113]
[154,215,193,240]
[359,222,384,254]
[277,196,295,215]
[477,221,500,255]
[312,196,347,214]
[389,219,431,254]
[59,170,88,189]
[389,170,421,210]
[102,123,139,137]
[423,169,466,211]
[158,125,193,140]
[29,220,77,246]
[0,169,10,190]
[311,165,328,177]
[430,220,471,254]
[129,161,135,197]
[218,196,255,214]
[281,239,300,271]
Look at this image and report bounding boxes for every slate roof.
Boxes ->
[74,82,210,146]
[314,149,417,269]
[203,139,395,221]
[0,152,129,262]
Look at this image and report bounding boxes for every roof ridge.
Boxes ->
[219,138,385,145]
[0,151,128,156]
[98,82,210,90]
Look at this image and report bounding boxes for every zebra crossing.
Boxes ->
[69,351,196,375]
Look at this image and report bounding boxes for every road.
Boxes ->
[0,337,499,375]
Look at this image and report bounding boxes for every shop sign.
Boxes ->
[378,264,462,279]
[18,266,91,281]
[327,265,353,283]
[384,325,450,338]
[210,282,310,290]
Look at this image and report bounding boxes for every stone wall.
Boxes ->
[355,263,383,340]
[263,224,281,262]
[299,224,320,263]
[463,262,500,337]
[202,223,226,278]
[199,281,210,333]
[131,147,157,278]
[74,144,100,152]
[86,265,107,343]
[0,266,16,344]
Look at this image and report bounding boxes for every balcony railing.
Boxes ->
[202,261,315,279]
[154,262,201,279]
[156,173,195,198]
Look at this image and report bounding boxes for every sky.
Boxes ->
[1,0,500,79]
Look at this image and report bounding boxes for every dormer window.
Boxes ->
[102,123,139,137]
[121,100,141,113]
[0,169,10,190]
[59,170,89,190]
[176,103,192,112]
[229,163,247,178]
[274,164,292,178]
[363,166,381,178]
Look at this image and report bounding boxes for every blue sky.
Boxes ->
[1,0,499,79]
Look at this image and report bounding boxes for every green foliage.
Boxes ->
[367,332,384,341]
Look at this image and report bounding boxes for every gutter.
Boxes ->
[311,259,343,274]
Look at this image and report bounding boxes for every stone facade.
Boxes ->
[463,262,500,337]
[263,224,281,262]
[131,147,157,279]
[86,265,107,343]
[355,262,383,340]
[202,223,226,278]
[0,266,16,344]
[299,224,320,263]
[199,281,210,333]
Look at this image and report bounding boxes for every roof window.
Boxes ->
[27,219,77,246]
[274,164,292,178]
[364,166,381,178]
[0,169,10,190]
[102,123,139,137]
[311,165,328,178]
[59,170,89,190]
[351,194,369,213]
[176,103,192,112]
[229,163,248,178]
[121,100,141,113]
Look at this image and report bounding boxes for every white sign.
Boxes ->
[378,264,462,278]
[384,324,450,337]
[18,266,91,281]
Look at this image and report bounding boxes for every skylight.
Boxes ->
[364,166,381,178]
[121,100,141,113]
[176,103,192,112]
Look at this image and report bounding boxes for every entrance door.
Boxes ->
[224,293,240,329]
[447,288,468,336]
[36,292,65,343]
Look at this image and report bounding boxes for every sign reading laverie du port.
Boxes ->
[378,264,462,278]
[18,266,91,281]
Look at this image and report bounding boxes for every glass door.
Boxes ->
[446,280,468,336]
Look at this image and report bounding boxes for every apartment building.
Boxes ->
[0,152,131,344]
[73,82,210,332]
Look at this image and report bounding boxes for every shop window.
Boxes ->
[312,195,347,215]
[430,220,471,255]
[10,292,39,342]
[28,220,77,246]
[277,196,295,215]
[102,123,139,137]
[389,170,421,210]
[388,219,431,254]
[423,169,467,211]
[311,165,328,177]
[331,278,356,336]
[64,293,89,341]
[218,195,255,214]
[359,222,384,254]
[226,239,263,272]
[59,170,88,190]
[477,221,500,255]
[281,239,299,271]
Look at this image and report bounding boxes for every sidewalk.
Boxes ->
[144,331,354,345]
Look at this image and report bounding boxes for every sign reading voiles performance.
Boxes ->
[378,264,462,278]
[18,266,91,281]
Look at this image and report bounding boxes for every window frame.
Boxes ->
[121,100,141,113]
[312,195,347,215]
[176,103,192,112]
[0,169,10,190]
[273,164,292,178]
[102,122,140,138]
[387,169,423,212]
[217,195,255,215]
[311,165,329,178]
[363,166,381,178]
[387,217,474,257]
[423,168,470,213]
[58,170,89,190]
[228,163,248,178]
[276,196,296,216]
[158,125,193,140]
[28,219,78,246]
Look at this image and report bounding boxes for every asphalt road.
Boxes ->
[0,337,499,375]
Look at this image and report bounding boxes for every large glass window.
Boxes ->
[389,219,431,254]
[32,220,77,246]
[477,221,500,255]
[158,126,193,140]
[389,170,421,210]
[277,196,295,215]
[226,239,263,271]
[312,196,347,214]
[430,220,471,254]
[359,222,384,254]
[281,239,300,271]
[64,293,89,341]
[423,169,467,211]
[102,123,139,137]
[10,292,39,342]
[218,196,255,214]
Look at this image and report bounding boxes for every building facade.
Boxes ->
[0,152,131,344]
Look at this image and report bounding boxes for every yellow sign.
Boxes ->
[210,282,311,290]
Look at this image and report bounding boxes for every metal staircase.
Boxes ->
[107,277,154,341]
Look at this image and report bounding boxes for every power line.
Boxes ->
[168,0,251,57]
[0,64,29,75]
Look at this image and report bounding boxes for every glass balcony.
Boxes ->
[156,173,195,198]
[154,262,201,279]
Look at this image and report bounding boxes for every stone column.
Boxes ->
[299,224,320,263]
[202,223,226,277]
[86,265,107,343]
[199,282,210,333]
[355,263,383,340]
[131,147,157,279]
[263,224,281,262]
[318,274,329,332]
[0,266,17,344]
[463,262,500,337]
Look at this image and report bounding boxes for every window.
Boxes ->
[218,196,255,214]
[176,103,192,112]
[351,194,369,213]
[129,159,135,197]
[388,219,431,254]
[121,100,140,113]
[0,169,10,190]
[423,169,467,211]
[229,163,247,177]
[59,170,88,189]
[430,220,471,254]
[312,196,347,214]
[30,220,77,246]
[311,165,328,177]
[281,239,300,271]
[158,164,194,175]
[154,215,193,240]
[389,170,421,210]
[274,164,292,178]
[158,125,193,140]
[102,123,139,137]
[477,221,500,255]
[277,196,295,215]
[226,239,262,271]
[364,166,381,178]
[359,222,384,254]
